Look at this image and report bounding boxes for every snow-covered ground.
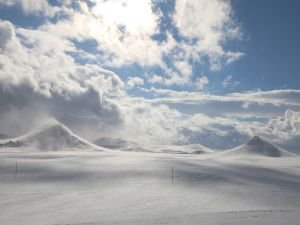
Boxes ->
[0,123,299,224]
[0,148,300,225]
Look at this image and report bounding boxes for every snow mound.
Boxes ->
[0,120,101,151]
[221,136,295,158]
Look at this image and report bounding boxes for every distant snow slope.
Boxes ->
[0,120,101,151]
[94,137,214,154]
[221,136,296,158]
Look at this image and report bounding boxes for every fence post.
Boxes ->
[14,162,18,180]
[171,167,174,184]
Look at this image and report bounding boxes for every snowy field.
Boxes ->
[1,148,300,225]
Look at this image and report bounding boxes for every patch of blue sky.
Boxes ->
[0,6,43,28]
[230,0,300,90]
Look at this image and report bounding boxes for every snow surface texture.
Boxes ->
[0,121,102,151]
[0,149,299,225]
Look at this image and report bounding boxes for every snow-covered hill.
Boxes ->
[0,120,101,151]
[220,136,296,158]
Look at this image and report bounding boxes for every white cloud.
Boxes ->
[173,0,243,70]
[139,88,300,120]
[127,76,144,89]
[117,94,300,150]
[92,0,157,35]
[222,75,240,89]
[17,28,75,53]
[31,0,244,86]
[0,20,125,98]
[40,2,167,68]
[0,20,14,49]
[0,20,125,136]
[148,74,164,84]
[195,76,209,90]
[119,101,187,144]
[116,96,261,148]
[268,110,300,139]
[174,60,192,79]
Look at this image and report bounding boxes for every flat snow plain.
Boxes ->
[0,148,300,225]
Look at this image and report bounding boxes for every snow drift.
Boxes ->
[0,120,101,150]
[221,136,295,157]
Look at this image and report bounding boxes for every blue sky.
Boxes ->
[230,0,300,91]
[0,0,299,151]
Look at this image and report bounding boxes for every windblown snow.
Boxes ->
[0,121,101,150]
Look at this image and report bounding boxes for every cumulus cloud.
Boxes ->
[118,95,300,150]
[40,1,166,67]
[268,110,300,138]
[115,95,286,149]
[0,0,245,90]
[127,76,144,89]
[148,74,164,84]
[118,101,187,144]
[0,20,124,98]
[29,0,243,86]
[238,110,300,152]
[0,20,125,136]
[195,76,209,90]
[173,0,243,70]
[0,20,14,49]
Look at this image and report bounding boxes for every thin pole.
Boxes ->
[171,167,174,184]
[14,162,18,179]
